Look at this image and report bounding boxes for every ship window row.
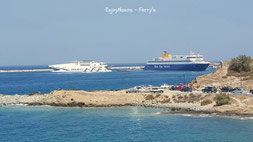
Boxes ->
[187,57,202,58]
[71,69,83,70]
[149,60,191,63]
[80,64,90,66]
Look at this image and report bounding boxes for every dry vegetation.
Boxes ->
[188,56,253,90]
[200,99,213,106]
[215,93,230,106]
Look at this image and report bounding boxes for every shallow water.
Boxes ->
[1,106,253,142]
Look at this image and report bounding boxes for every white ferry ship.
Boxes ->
[143,51,210,71]
[48,60,112,73]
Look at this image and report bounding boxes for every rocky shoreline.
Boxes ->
[1,59,253,119]
[1,89,253,118]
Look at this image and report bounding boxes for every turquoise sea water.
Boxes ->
[1,65,253,142]
[1,106,253,142]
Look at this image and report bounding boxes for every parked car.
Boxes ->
[180,86,192,92]
[126,85,146,93]
[160,84,171,90]
[170,84,183,91]
[126,85,163,93]
[221,86,234,92]
[232,88,247,94]
[176,85,184,91]
[202,86,217,93]
[250,89,253,94]
[150,87,164,93]
[170,85,178,90]
[126,89,139,93]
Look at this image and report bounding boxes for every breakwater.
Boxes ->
[0,66,144,72]
[0,69,54,73]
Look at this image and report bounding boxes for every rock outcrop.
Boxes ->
[188,62,253,91]
[2,89,253,117]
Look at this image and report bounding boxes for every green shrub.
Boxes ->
[215,93,230,106]
[229,55,252,72]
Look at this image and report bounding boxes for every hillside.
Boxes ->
[188,62,253,91]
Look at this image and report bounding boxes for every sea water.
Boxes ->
[0,65,214,95]
[2,65,253,142]
[1,106,253,142]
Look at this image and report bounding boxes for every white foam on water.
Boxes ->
[239,117,253,120]
[181,114,194,117]
[199,114,212,118]
[180,113,213,118]
[7,104,28,106]
[154,112,162,115]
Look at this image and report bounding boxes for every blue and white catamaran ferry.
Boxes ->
[144,51,210,71]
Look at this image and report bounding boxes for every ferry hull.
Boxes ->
[143,64,209,71]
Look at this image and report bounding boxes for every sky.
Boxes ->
[0,0,252,65]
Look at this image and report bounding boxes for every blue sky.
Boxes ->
[0,0,252,65]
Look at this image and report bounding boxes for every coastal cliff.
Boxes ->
[188,62,253,90]
[1,89,253,117]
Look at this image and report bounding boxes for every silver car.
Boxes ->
[232,88,247,94]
